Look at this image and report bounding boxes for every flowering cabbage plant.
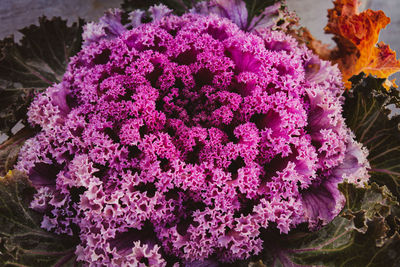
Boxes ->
[0,0,399,266]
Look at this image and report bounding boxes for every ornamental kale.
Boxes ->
[15,4,370,266]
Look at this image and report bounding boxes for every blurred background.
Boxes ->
[0,0,399,74]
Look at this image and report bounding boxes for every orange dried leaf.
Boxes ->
[361,42,400,79]
[314,0,400,89]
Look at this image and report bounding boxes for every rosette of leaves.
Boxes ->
[0,1,400,267]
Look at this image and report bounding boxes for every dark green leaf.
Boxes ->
[0,16,83,136]
[244,0,282,22]
[0,170,79,266]
[289,183,400,267]
[250,183,400,267]
[343,73,400,199]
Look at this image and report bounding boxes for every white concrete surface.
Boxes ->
[0,0,122,39]
[287,0,335,45]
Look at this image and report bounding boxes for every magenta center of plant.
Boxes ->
[17,13,369,265]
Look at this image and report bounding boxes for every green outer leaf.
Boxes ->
[0,170,79,267]
[343,74,400,198]
[0,16,85,267]
[249,183,400,267]
[0,16,83,136]
[288,183,400,267]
